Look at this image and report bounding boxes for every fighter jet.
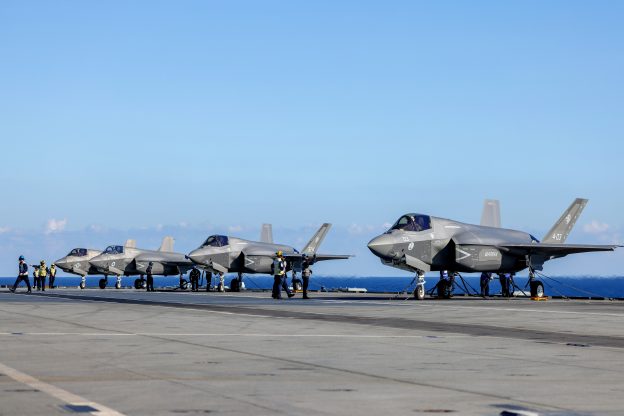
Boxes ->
[368,198,620,299]
[89,237,193,289]
[187,223,351,291]
[54,247,104,289]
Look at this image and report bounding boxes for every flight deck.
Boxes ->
[1,289,623,415]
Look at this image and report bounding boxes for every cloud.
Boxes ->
[44,218,67,234]
[228,225,243,233]
[347,224,384,235]
[88,224,106,233]
[583,220,610,234]
[348,224,364,235]
[0,226,10,234]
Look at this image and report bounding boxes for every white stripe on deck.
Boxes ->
[0,332,460,339]
[0,361,126,416]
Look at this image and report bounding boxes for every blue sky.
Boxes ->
[1,1,623,276]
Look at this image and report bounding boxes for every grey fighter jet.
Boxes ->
[54,248,103,289]
[89,237,193,290]
[187,223,351,291]
[368,199,620,299]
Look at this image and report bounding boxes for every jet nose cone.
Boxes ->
[186,250,203,265]
[54,257,68,270]
[367,234,394,259]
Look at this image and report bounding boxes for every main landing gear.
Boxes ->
[528,269,545,298]
[134,275,146,290]
[98,276,108,289]
[292,271,303,292]
[98,276,122,289]
[230,272,244,292]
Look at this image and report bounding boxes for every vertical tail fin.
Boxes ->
[542,198,588,244]
[480,199,501,228]
[124,239,136,248]
[260,224,273,244]
[159,236,175,252]
[302,223,332,255]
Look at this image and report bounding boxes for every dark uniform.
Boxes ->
[190,268,200,292]
[480,272,491,297]
[146,263,154,291]
[302,257,312,299]
[499,273,509,297]
[10,258,31,293]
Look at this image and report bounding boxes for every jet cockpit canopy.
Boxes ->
[201,235,229,248]
[388,214,431,233]
[67,248,88,257]
[103,245,124,255]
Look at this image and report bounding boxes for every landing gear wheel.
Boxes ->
[79,281,86,290]
[530,281,545,298]
[134,279,143,289]
[115,281,121,289]
[230,278,240,292]
[292,279,302,292]
[180,279,189,290]
[414,285,425,300]
[98,279,107,289]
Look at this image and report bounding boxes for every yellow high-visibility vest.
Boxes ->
[39,267,47,277]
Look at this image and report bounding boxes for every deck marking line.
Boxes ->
[0,361,126,416]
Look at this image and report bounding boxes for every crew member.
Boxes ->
[9,256,31,293]
[38,260,47,291]
[280,254,294,298]
[480,271,491,297]
[189,267,200,292]
[271,253,282,299]
[49,264,57,289]
[505,273,514,298]
[301,254,312,299]
[271,251,293,299]
[32,264,39,290]
[146,262,154,292]
[507,273,515,297]
[499,273,509,297]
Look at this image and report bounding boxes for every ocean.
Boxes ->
[2,275,623,299]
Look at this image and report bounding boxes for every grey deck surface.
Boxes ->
[1,289,623,415]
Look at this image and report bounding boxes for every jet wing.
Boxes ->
[497,243,619,257]
[135,256,192,267]
[304,254,352,261]
[282,253,352,262]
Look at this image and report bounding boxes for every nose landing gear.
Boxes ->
[413,271,426,300]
